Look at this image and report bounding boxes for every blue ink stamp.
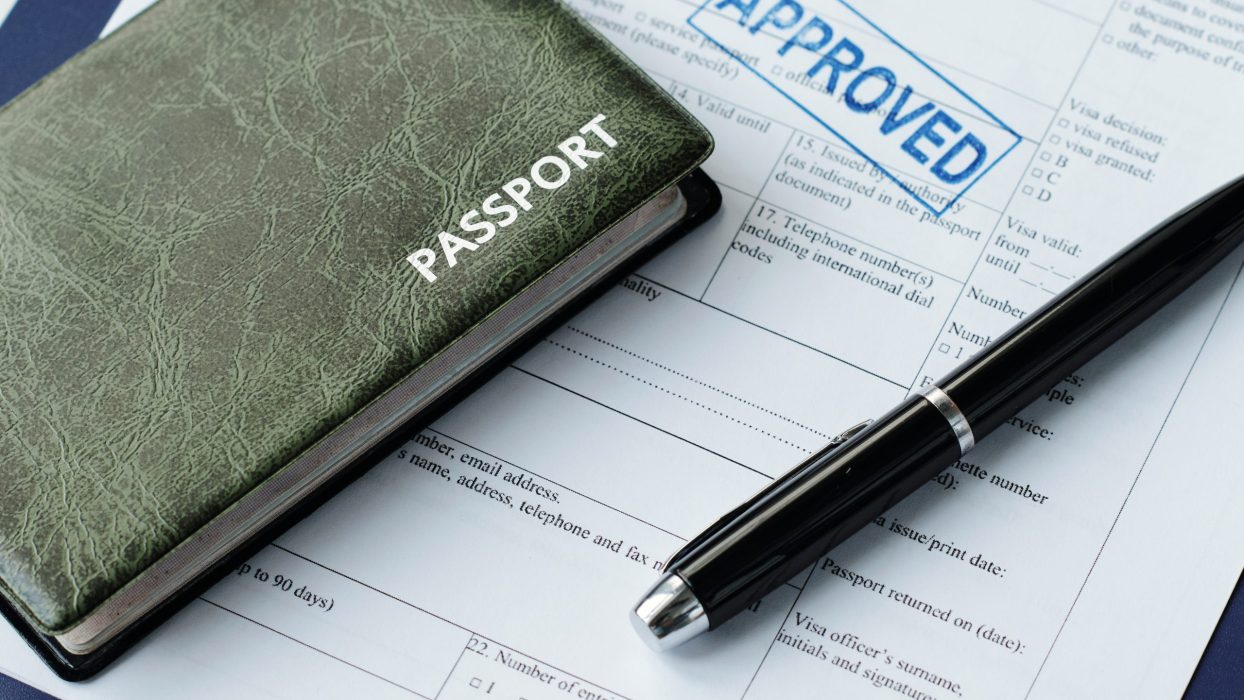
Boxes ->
[689,0,1022,216]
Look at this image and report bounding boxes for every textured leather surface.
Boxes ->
[0,0,711,634]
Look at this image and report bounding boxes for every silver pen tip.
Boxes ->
[630,572,709,651]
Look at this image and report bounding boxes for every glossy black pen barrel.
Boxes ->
[673,395,960,625]
[659,174,1244,635]
[943,175,1244,434]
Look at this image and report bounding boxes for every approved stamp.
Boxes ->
[689,0,1022,216]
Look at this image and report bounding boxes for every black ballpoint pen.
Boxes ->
[630,174,1244,650]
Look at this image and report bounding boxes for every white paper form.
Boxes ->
[0,1,16,29]
[4,1,1244,698]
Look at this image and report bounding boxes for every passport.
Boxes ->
[0,0,716,679]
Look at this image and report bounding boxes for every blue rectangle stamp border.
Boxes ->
[687,0,1024,217]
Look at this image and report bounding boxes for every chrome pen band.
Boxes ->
[920,386,975,455]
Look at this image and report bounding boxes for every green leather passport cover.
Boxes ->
[0,0,711,642]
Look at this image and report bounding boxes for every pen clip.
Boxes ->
[661,418,874,573]
[828,419,873,448]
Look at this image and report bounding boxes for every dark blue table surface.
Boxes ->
[0,1,1240,697]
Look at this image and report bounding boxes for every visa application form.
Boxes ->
[3,1,1244,698]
